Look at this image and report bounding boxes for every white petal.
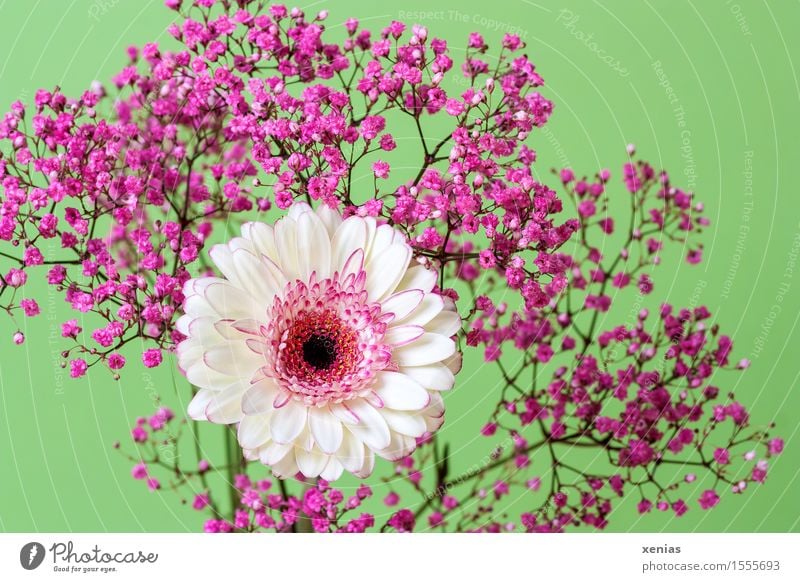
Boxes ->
[425,310,461,337]
[296,208,332,280]
[309,407,344,454]
[204,382,249,423]
[373,371,430,410]
[209,244,244,288]
[176,314,193,336]
[274,217,300,282]
[378,432,417,461]
[241,379,281,415]
[444,351,463,374]
[423,391,446,419]
[187,389,214,421]
[396,264,437,294]
[238,414,271,449]
[400,363,455,391]
[330,403,360,424]
[241,221,279,262]
[331,216,368,272]
[227,236,256,254]
[368,224,397,260]
[259,441,293,465]
[203,342,263,377]
[339,248,365,281]
[184,360,235,390]
[270,400,308,444]
[393,333,456,366]
[380,408,427,437]
[383,324,425,347]
[365,243,411,302]
[229,318,263,336]
[183,293,219,319]
[232,248,283,304]
[381,289,424,320]
[287,201,313,220]
[320,457,344,481]
[397,294,444,326]
[204,282,263,320]
[271,450,299,478]
[316,203,342,238]
[344,400,391,450]
[337,430,365,472]
[354,449,375,478]
[296,447,329,478]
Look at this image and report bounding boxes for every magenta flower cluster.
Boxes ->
[0,0,782,532]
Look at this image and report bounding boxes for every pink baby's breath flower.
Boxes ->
[69,359,88,378]
[142,349,163,368]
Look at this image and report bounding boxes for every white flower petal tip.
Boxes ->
[177,203,461,480]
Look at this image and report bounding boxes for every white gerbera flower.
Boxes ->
[176,203,461,480]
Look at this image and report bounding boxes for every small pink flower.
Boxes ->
[142,348,163,368]
[131,463,147,479]
[698,489,719,510]
[70,359,88,378]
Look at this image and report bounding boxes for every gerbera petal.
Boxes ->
[241,221,279,263]
[378,431,417,461]
[238,413,271,449]
[380,408,427,437]
[232,248,283,304]
[184,361,235,390]
[308,407,344,454]
[274,217,301,282]
[331,216,368,272]
[354,449,375,478]
[316,203,342,238]
[400,363,455,391]
[339,248,365,281]
[337,430,365,473]
[397,293,444,326]
[296,208,332,280]
[344,400,391,450]
[204,382,250,423]
[393,333,456,366]
[368,224,397,260]
[208,244,244,288]
[296,447,329,478]
[270,400,308,444]
[204,282,263,321]
[287,201,313,220]
[383,324,425,347]
[320,457,344,481]
[271,450,300,478]
[203,342,262,377]
[258,441,293,465]
[187,389,214,421]
[396,264,437,294]
[183,292,220,319]
[381,289,424,321]
[241,379,281,415]
[425,309,461,337]
[373,371,430,410]
[444,351,463,375]
[365,243,411,302]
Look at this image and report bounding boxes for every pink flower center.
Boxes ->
[282,309,358,382]
[262,271,394,406]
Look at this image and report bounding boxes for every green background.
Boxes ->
[0,0,798,532]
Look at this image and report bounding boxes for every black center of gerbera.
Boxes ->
[302,334,338,370]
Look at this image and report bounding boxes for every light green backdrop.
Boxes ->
[0,0,798,532]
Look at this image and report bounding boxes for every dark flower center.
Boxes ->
[302,333,338,370]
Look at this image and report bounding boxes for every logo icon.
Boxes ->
[19,542,45,570]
